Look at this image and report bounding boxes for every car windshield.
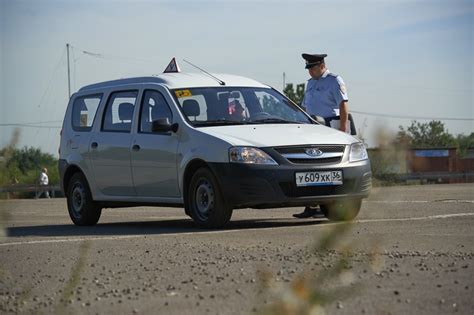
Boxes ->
[171,87,313,127]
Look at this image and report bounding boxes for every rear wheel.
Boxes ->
[67,172,102,226]
[320,199,361,221]
[187,168,232,228]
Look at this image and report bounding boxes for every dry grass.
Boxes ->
[55,241,91,314]
[0,129,20,235]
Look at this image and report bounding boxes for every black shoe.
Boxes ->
[293,207,318,218]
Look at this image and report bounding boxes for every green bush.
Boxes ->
[0,146,58,186]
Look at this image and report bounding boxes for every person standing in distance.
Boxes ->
[36,167,50,199]
[293,53,349,219]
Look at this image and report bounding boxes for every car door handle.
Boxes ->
[132,144,140,152]
[91,142,98,149]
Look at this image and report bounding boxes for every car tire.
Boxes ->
[320,199,361,221]
[187,167,232,228]
[67,172,102,226]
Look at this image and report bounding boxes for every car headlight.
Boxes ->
[349,142,368,162]
[229,147,278,165]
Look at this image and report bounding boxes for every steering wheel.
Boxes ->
[251,112,273,120]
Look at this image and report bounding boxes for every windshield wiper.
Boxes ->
[250,118,301,124]
[192,119,247,127]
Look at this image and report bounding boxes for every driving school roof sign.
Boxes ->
[163,57,181,73]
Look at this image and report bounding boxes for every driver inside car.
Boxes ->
[228,99,247,121]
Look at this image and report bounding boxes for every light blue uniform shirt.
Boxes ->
[302,69,348,118]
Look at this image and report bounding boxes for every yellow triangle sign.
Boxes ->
[163,57,181,73]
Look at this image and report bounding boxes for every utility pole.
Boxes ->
[66,43,71,98]
[283,72,286,91]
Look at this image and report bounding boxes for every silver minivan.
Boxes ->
[59,72,371,228]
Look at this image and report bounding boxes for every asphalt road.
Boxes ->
[1,183,473,315]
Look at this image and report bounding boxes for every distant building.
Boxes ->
[406,147,474,183]
[368,147,474,183]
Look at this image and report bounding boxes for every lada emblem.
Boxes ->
[305,148,323,157]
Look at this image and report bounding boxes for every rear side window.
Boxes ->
[102,91,138,132]
[71,94,102,131]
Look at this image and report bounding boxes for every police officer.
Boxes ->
[293,53,350,219]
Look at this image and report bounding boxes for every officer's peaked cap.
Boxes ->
[302,53,327,69]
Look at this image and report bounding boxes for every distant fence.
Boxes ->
[0,184,62,199]
[375,171,474,184]
[398,172,474,181]
[0,172,472,199]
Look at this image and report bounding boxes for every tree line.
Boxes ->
[0,146,59,187]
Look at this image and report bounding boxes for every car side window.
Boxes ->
[71,94,102,131]
[102,91,138,132]
[139,90,173,133]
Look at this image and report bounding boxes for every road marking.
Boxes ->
[1,212,473,248]
[435,199,474,203]
[0,235,146,247]
[357,212,474,223]
[367,200,474,203]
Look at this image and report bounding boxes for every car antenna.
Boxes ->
[183,59,226,86]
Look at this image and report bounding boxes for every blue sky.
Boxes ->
[1,0,473,154]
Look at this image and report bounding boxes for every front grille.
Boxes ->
[274,145,345,165]
[287,157,341,164]
[274,145,345,154]
[279,180,355,197]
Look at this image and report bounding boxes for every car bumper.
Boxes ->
[58,159,68,194]
[208,160,372,209]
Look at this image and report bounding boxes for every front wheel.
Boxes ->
[187,168,232,228]
[320,199,361,221]
[67,172,102,226]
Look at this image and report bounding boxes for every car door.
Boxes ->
[89,90,138,196]
[131,89,180,198]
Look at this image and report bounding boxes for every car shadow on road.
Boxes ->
[6,216,329,238]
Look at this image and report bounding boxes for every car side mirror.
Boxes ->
[151,118,179,133]
[310,115,327,125]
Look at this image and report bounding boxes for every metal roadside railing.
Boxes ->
[0,184,62,199]
[397,171,474,182]
[0,172,472,199]
[373,171,474,184]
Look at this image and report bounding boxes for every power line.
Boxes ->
[351,110,474,121]
[0,120,62,125]
[350,81,473,93]
[71,44,160,65]
[36,47,67,110]
[0,124,61,129]
[31,47,67,145]
[2,110,471,129]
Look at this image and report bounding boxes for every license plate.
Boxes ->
[295,171,343,187]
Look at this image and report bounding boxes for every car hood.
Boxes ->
[198,124,358,147]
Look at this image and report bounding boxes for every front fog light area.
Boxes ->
[229,147,278,165]
[349,142,368,162]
